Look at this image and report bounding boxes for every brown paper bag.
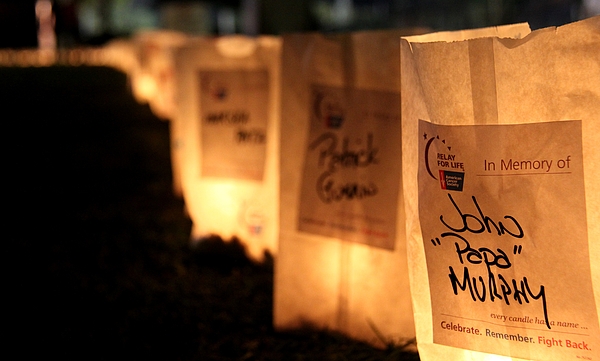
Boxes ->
[275,29,426,348]
[172,36,281,260]
[131,30,189,121]
[102,39,139,78]
[401,17,599,360]
[128,30,190,198]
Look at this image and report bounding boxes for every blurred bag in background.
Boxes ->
[173,36,281,261]
[275,28,426,348]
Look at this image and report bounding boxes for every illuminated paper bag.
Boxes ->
[131,30,189,120]
[131,30,190,198]
[102,39,139,76]
[274,30,425,348]
[173,36,281,260]
[400,17,600,361]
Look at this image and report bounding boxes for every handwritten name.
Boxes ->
[205,110,249,125]
[309,132,379,204]
[434,194,550,329]
[236,128,265,144]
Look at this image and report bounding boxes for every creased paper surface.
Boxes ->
[275,29,426,348]
[173,36,280,260]
[401,16,600,361]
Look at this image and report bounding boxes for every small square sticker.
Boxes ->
[439,170,464,191]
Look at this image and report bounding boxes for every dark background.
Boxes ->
[1,0,596,49]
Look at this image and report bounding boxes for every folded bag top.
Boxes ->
[400,16,599,361]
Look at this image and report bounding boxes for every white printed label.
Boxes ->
[418,119,599,360]
[199,70,269,181]
[298,85,401,250]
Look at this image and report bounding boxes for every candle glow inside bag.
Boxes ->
[173,36,281,260]
[275,29,426,348]
[130,30,190,197]
[400,17,599,361]
[131,30,189,121]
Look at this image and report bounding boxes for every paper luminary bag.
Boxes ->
[102,39,139,77]
[130,30,190,198]
[130,30,190,121]
[274,29,427,348]
[400,17,600,361]
[172,36,281,260]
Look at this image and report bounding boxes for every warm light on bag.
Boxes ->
[173,36,281,261]
[275,29,426,348]
[130,30,189,121]
[129,30,191,197]
[401,17,599,361]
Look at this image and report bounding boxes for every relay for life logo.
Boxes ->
[418,119,599,361]
[205,75,228,101]
[423,131,465,191]
[313,91,344,129]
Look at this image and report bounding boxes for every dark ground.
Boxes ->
[5,66,419,360]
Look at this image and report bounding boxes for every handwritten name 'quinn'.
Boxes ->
[436,194,551,329]
[309,132,379,203]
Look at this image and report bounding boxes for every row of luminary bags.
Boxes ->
[36,16,600,361]
[129,17,600,361]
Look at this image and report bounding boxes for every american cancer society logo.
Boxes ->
[210,83,228,101]
[313,90,344,129]
[423,130,465,191]
[202,74,228,101]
